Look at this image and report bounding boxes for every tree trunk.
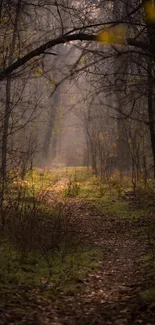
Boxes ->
[142,1,155,177]
[43,86,60,159]
[147,60,155,178]
[0,0,21,226]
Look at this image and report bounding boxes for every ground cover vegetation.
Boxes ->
[1,0,155,324]
[0,167,155,324]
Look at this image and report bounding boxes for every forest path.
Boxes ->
[36,196,153,325]
[38,171,154,325]
[1,177,154,325]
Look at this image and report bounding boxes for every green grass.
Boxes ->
[0,166,103,293]
[0,241,101,292]
[94,199,149,220]
[9,166,155,224]
[25,169,60,193]
[0,242,101,313]
[3,166,155,301]
[140,287,155,304]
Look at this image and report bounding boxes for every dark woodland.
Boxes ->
[1,1,155,324]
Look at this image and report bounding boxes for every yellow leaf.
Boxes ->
[96,26,127,45]
[144,1,155,21]
[34,71,39,77]
[80,56,85,64]
[38,68,43,73]
[99,132,104,141]
[34,68,43,77]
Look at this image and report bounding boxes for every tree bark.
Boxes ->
[0,0,21,226]
[43,86,60,159]
[147,59,155,177]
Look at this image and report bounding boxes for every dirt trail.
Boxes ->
[1,177,154,325]
[36,198,151,325]
[52,177,69,193]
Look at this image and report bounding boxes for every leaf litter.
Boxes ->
[0,178,155,325]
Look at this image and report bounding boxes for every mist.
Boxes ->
[0,1,155,324]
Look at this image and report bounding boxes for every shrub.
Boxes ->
[109,176,125,199]
[5,200,84,261]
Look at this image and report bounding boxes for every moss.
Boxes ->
[0,239,102,289]
[140,287,155,304]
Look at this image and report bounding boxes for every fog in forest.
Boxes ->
[0,0,154,182]
[1,1,155,324]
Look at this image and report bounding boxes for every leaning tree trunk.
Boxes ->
[143,0,155,177]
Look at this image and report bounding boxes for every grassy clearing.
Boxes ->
[59,167,154,220]
[15,166,155,224]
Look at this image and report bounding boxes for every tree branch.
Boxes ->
[0,33,150,81]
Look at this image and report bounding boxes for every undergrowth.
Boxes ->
[1,167,155,302]
[0,168,102,294]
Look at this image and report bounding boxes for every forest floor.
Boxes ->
[1,171,155,324]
